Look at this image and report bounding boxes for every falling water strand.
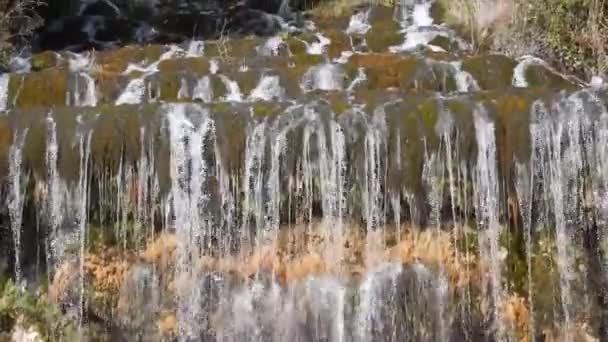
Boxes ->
[77,130,92,333]
[473,107,505,338]
[45,116,65,273]
[193,76,214,103]
[0,73,9,111]
[241,121,267,254]
[166,104,215,340]
[364,108,386,266]
[220,75,244,102]
[249,75,285,101]
[515,161,535,342]
[7,129,29,285]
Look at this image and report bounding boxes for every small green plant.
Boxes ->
[0,280,76,341]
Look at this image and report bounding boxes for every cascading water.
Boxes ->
[4,2,608,342]
[0,73,9,111]
[7,130,28,285]
[249,75,285,101]
[473,106,506,338]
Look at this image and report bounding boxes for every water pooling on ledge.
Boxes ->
[0,1,607,341]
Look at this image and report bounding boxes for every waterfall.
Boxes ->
[7,129,28,285]
[249,75,285,101]
[4,3,608,342]
[166,104,215,339]
[0,73,9,111]
[473,106,505,337]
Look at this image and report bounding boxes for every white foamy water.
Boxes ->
[8,129,28,285]
[512,55,570,88]
[301,64,344,92]
[177,78,190,100]
[192,76,213,103]
[304,33,331,55]
[0,73,9,111]
[116,78,146,105]
[67,52,98,107]
[210,59,220,74]
[450,61,480,92]
[258,36,287,56]
[249,75,285,101]
[219,75,244,102]
[186,40,205,57]
[117,45,184,105]
[346,9,371,35]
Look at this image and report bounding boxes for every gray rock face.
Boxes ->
[34,0,301,52]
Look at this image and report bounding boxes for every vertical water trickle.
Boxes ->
[390,130,402,240]
[515,161,535,342]
[76,128,92,333]
[422,142,450,341]
[68,53,98,107]
[450,61,480,92]
[357,263,403,342]
[136,127,154,242]
[266,122,286,248]
[7,129,28,285]
[193,76,214,103]
[0,73,9,111]
[534,94,589,341]
[177,78,190,100]
[326,120,347,264]
[241,121,267,254]
[46,116,65,274]
[166,104,215,340]
[249,75,285,102]
[363,107,386,266]
[301,64,344,92]
[219,75,243,102]
[473,106,505,338]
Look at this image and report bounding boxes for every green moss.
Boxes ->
[365,21,402,53]
[324,29,351,59]
[31,51,60,71]
[97,45,163,75]
[205,37,260,59]
[461,55,516,90]
[11,69,68,109]
[0,280,76,341]
[524,64,577,90]
[157,57,210,75]
[157,73,180,102]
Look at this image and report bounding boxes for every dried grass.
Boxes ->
[437,0,608,76]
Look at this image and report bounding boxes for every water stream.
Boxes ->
[1,1,607,341]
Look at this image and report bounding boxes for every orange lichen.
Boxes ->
[500,294,530,342]
[158,311,177,337]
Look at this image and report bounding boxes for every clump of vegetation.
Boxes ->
[0,280,76,341]
[437,0,608,78]
[0,0,45,70]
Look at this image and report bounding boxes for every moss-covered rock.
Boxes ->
[30,51,61,72]
[462,54,516,90]
[365,20,402,53]
[9,68,68,109]
[524,64,578,90]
